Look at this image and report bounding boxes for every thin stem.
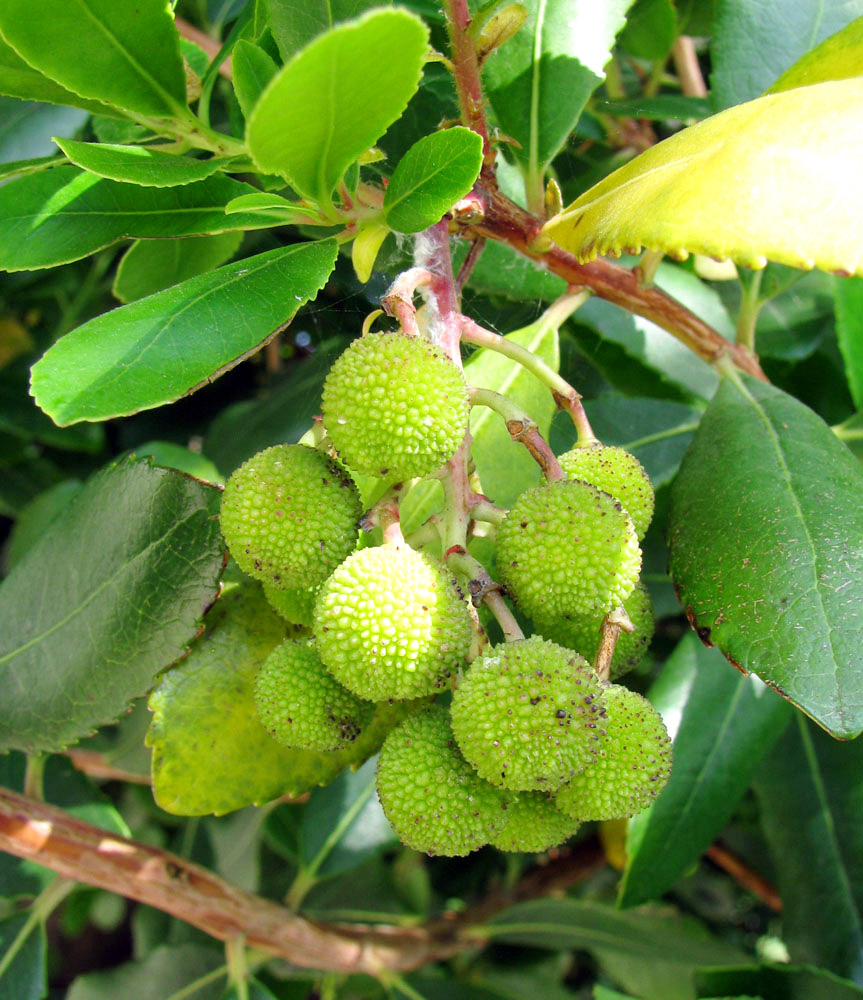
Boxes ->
[442,0,493,162]
[24,755,46,801]
[164,966,229,1000]
[832,422,863,441]
[455,237,486,292]
[414,221,464,364]
[0,877,75,981]
[226,935,249,1000]
[383,970,430,1000]
[635,249,664,288]
[470,386,565,481]
[736,269,764,350]
[446,548,524,642]
[469,499,507,527]
[672,36,708,98]
[593,605,632,681]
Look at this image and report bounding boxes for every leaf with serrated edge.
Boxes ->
[247,9,428,204]
[384,127,482,234]
[767,16,863,93]
[544,80,863,277]
[31,241,338,425]
[669,372,863,738]
[0,0,186,117]
[54,139,232,187]
[0,456,223,753]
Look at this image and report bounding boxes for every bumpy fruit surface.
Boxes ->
[555,685,672,822]
[450,636,607,791]
[263,582,318,628]
[314,545,473,700]
[538,583,655,680]
[558,444,655,539]
[490,792,579,853]
[220,444,361,590]
[254,640,374,751]
[376,705,509,856]
[496,480,641,621]
[321,332,469,480]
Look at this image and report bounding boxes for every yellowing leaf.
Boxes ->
[543,79,863,276]
[767,16,863,94]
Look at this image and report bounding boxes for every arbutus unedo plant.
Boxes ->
[0,2,862,997]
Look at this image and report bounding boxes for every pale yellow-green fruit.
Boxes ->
[321,331,469,480]
[558,443,655,540]
[450,636,607,792]
[254,640,373,751]
[263,582,318,628]
[555,686,672,822]
[376,705,510,856]
[490,792,579,853]
[496,480,641,621]
[220,444,360,590]
[313,545,473,701]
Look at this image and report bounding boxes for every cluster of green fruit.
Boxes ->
[219,330,671,856]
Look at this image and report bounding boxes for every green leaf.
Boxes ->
[0,0,187,117]
[544,80,863,277]
[477,899,746,967]
[383,127,483,234]
[267,0,389,61]
[0,155,59,182]
[0,98,87,162]
[669,372,863,738]
[0,36,119,117]
[66,944,225,1000]
[465,317,559,507]
[247,9,429,204]
[31,240,338,425]
[834,275,863,409]
[0,166,290,272]
[133,441,223,485]
[0,373,105,451]
[618,0,677,59]
[459,238,567,302]
[112,232,243,303]
[768,16,863,92]
[54,138,233,187]
[695,963,863,1000]
[223,980,280,1000]
[753,716,863,981]
[0,914,44,1000]
[618,633,792,909]
[483,0,635,208]
[711,0,861,109]
[300,756,396,879]
[6,480,83,570]
[231,39,278,119]
[0,456,223,753]
[595,95,712,121]
[148,574,356,815]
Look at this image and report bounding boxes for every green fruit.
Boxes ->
[558,444,655,540]
[555,685,672,822]
[450,636,607,791]
[220,444,361,590]
[263,582,318,627]
[537,583,655,680]
[376,705,509,856]
[496,480,641,620]
[254,640,374,751]
[490,792,579,853]
[321,332,469,480]
[314,544,473,700]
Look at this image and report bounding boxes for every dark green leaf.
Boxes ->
[834,275,863,409]
[300,756,396,878]
[0,456,223,752]
[695,963,863,1000]
[669,372,863,738]
[0,0,187,117]
[267,0,389,61]
[383,127,483,234]
[112,232,243,303]
[595,96,712,121]
[0,37,118,116]
[0,167,290,271]
[66,944,225,1000]
[54,139,233,187]
[618,633,792,909]
[0,373,105,451]
[31,241,338,425]
[209,0,249,30]
[231,40,278,119]
[0,155,59,182]
[147,575,352,815]
[222,980,280,1000]
[132,441,223,484]
[247,9,428,204]
[478,899,746,967]
[755,269,833,361]
[466,318,559,508]
[0,98,87,162]
[0,913,44,1000]
[753,716,863,981]
[483,0,635,209]
[618,0,677,58]
[6,480,84,569]
[460,238,567,302]
[711,0,862,109]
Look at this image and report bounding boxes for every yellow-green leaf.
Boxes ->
[543,79,863,276]
[767,16,863,93]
